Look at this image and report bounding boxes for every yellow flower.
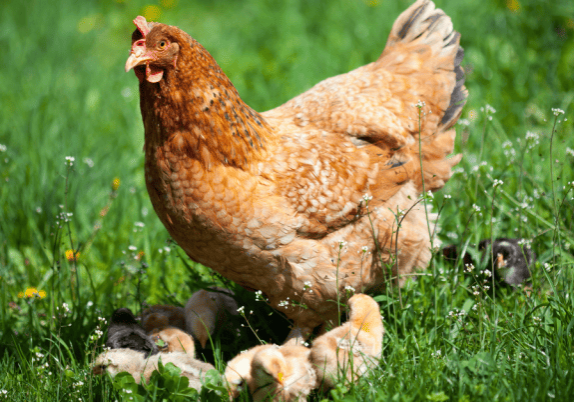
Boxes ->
[112,177,120,191]
[65,249,80,262]
[142,5,161,21]
[21,287,46,298]
[506,0,520,12]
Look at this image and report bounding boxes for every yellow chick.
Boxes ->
[141,304,186,332]
[149,327,196,358]
[93,349,215,391]
[309,294,384,389]
[224,344,274,400]
[143,352,216,391]
[250,343,317,402]
[184,287,238,348]
[92,348,146,383]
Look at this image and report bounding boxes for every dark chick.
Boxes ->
[443,238,535,286]
[106,308,158,356]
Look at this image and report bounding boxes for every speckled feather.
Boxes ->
[128,0,467,336]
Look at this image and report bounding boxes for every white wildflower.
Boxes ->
[362,194,373,202]
[0,144,6,152]
[83,157,94,168]
[128,245,137,251]
[551,108,565,116]
[237,306,245,314]
[65,156,75,166]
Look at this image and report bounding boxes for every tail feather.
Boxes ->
[385,0,468,131]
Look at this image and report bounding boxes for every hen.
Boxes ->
[125,0,467,338]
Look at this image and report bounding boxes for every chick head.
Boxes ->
[250,346,289,398]
[92,348,145,382]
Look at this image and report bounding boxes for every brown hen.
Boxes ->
[125,0,467,338]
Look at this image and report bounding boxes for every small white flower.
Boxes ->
[0,144,6,152]
[344,285,356,293]
[237,306,245,314]
[457,119,470,127]
[338,240,347,249]
[361,246,369,253]
[128,245,137,251]
[83,157,94,168]
[65,156,75,166]
[444,194,451,199]
[493,179,504,187]
[134,222,145,228]
[472,204,481,212]
[362,194,373,202]
[414,100,426,109]
[87,301,93,308]
[551,108,565,116]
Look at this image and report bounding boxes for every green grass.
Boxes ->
[1,0,573,400]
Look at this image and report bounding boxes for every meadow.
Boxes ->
[1,0,573,400]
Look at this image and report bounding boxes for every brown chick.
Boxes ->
[184,288,238,348]
[310,294,384,389]
[93,348,214,390]
[149,327,196,358]
[250,344,317,402]
[125,0,467,338]
[141,304,186,332]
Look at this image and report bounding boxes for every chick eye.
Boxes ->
[158,40,167,49]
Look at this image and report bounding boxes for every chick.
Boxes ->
[92,348,146,383]
[310,294,384,389]
[184,287,238,348]
[143,352,216,391]
[93,349,215,390]
[250,344,317,402]
[442,238,535,286]
[149,327,196,358]
[106,308,158,356]
[224,344,275,399]
[141,304,186,332]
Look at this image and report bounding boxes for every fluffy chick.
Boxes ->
[184,287,238,348]
[224,344,275,399]
[141,304,186,332]
[250,344,317,402]
[93,348,146,383]
[149,327,196,358]
[143,352,216,391]
[310,294,384,389]
[106,308,158,356]
[93,349,215,390]
[442,238,535,286]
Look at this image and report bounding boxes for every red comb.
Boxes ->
[133,16,149,37]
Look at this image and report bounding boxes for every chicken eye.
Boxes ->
[158,40,167,49]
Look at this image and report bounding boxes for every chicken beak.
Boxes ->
[125,40,152,72]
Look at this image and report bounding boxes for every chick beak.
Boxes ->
[125,39,151,72]
[277,372,285,386]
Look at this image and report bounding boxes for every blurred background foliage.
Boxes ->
[0,0,573,398]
